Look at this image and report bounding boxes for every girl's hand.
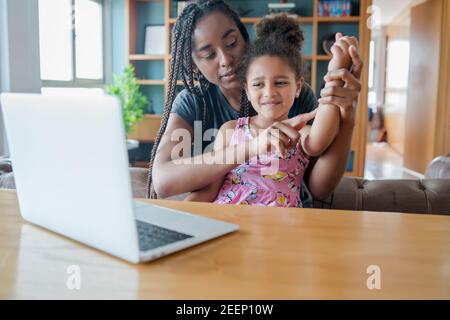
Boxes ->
[249,110,317,158]
[318,33,363,126]
[328,37,352,72]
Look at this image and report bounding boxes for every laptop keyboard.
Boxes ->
[136,220,193,251]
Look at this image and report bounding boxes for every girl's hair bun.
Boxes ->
[255,14,304,49]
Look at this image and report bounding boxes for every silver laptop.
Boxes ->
[0,93,238,264]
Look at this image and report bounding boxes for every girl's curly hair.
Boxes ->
[238,14,305,82]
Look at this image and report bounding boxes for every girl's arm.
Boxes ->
[306,119,355,200]
[305,40,364,200]
[300,37,351,157]
[184,120,237,202]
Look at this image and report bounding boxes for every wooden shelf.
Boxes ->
[131,161,150,168]
[317,16,360,23]
[143,114,162,119]
[170,16,316,25]
[316,55,332,61]
[127,114,162,143]
[129,54,167,61]
[170,16,359,24]
[136,79,165,85]
[241,16,314,24]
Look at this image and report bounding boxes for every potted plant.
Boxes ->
[106,64,148,151]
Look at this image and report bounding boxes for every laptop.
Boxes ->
[0,93,238,264]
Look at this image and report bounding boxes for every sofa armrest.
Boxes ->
[129,167,187,200]
[0,167,187,201]
[425,154,450,179]
[0,166,151,194]
[0,172,15,189]
[315,177,450,215]
[129,167,149,198]
[0,156,14,189]
[0,157,12,174]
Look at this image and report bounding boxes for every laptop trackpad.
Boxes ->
[132,200,239,239]
[133,201,201,233]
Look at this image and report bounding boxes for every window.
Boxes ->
[384,39,410,110]
[38,0,108,88]
[368,40,376,105]
[385,40,410,89]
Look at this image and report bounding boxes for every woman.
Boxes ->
[148,0,363,204]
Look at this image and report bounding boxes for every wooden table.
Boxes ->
[1,189,449,299]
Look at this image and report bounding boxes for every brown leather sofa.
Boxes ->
[1,154,450,215]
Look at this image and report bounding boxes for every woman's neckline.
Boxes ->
[215,85,241,113]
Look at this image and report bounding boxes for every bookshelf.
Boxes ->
[124,0,371,176]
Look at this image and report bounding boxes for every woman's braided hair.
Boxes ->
[146,0,251,199]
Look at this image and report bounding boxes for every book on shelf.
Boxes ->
[268,3,296,9]
[318,0,352,17]
[267,2,297,15]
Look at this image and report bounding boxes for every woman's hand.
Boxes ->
[318,33,363,126]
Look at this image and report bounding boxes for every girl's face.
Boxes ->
[191,11,247,91]
[245,56,303,122]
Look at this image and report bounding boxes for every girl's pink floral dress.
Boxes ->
[214,117,309,207]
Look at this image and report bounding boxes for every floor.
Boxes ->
[364,142,422,180]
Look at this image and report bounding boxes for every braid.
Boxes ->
[146,6,197,198]
[146,0,250,199]
[239,89,255,117]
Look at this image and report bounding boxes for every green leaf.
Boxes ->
[105,64,149,134]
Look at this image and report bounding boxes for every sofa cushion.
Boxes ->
[315,177,450,215]
[425,154,450,179]
[0,172,15,189]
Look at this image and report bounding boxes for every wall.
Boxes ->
[3,0,41,93]
[0,0,41,156]
[382,23,409,155]
[0,0,6,155]
[436,0,450,156]
[112,0,125,75]
[370,28,386,108]
[403,0,448,173]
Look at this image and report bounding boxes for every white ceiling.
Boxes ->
[373,0,415,25]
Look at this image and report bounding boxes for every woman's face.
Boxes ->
[246,56,303,122]
[191,11,247,91]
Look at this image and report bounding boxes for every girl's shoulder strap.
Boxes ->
[236,116,248,127]
[229,117,252,145]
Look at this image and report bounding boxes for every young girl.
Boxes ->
[185,14,352,207]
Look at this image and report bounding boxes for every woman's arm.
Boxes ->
[184,120,236,202]
[305,37,364,200]
[300,104,340,157]
[152,115,250,198]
